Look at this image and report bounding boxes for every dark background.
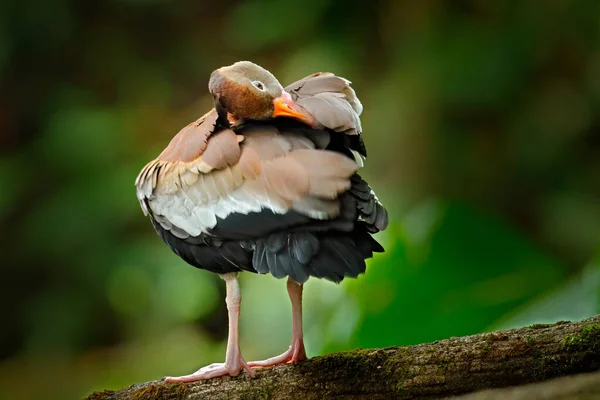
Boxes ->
[1,1,599,398]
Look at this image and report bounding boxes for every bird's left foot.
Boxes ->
[248,339,306,367]
[164,356,255,382]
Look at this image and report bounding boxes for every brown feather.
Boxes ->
[158,109,218,163]
[240,125,293,159]
[289,149,358,198]
[236,146,263,180]
[259,157,311,203]
[285,73,362,135]
[200,129,242,170]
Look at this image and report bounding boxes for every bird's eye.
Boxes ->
[252,80,265,91]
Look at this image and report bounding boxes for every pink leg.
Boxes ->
[165,273,255,382]
[248,278,307,367]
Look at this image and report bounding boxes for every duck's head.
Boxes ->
[209,61,313,126]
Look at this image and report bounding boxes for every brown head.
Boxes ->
[209,61,314,126]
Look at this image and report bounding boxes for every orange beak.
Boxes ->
[272,91,315,126]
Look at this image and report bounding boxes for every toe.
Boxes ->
[163,356,255,382]
[164,373,203,383]
[248,349,293,367]
[241,359,256,377]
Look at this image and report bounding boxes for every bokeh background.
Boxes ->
[1,0,600,398]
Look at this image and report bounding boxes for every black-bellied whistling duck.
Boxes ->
[135,61,388,382]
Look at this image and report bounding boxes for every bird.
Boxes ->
[135,61,388,382]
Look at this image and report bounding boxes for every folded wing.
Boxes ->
[286,72,367,159]
[136,113,359,241]
[285,72,362,136]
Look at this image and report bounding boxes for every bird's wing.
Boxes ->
[135,115,358,240]
[135,109,221,215]
[284,74,387,231]
[285,72,363,136]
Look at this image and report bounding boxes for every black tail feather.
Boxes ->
[252,240,269,274]
[252,222,383,283]
[350,174,389,233]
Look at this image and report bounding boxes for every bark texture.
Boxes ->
[85,315,600,400]
[453,370,600,400]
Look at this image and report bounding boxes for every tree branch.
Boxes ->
[86,315,600,400]
[453,370,600,400]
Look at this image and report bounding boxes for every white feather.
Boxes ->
[147,184,289,237]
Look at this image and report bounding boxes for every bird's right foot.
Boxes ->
[248,339,306,368]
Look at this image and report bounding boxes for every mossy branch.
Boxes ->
[453,370,600,400]
[86,315,600,400]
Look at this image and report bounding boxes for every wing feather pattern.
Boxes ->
[136,110,359,241]
[285,72,363,135]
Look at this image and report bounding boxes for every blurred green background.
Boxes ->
[1,0,599,399]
